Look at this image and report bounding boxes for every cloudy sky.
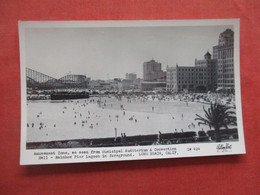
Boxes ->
[25,25,233,80]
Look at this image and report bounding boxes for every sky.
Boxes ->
[25,25,233,80]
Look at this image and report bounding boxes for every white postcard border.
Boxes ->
[19,19,245,165]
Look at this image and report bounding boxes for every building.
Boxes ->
[108,78,122,91]
[121,79,136,90]
[166,52,217,92]
[166,66,178,92]
[141,81,166,91]
[142,59,166,91]
[166,29,234,93]
[125,73,139,90]
[195,52,218,91]
[143,59,166,82]
[136,78,143,90]
[125,73,137,82]
[213,29,234,92]
[89,80,112,90]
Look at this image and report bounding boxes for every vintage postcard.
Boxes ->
[19,19,245,165]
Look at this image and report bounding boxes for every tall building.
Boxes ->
[166,52,217,92]
[143,59,166,82]
[213,29,234,92]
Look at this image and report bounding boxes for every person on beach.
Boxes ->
[158,131,162,143]
[114,128,117,141]
[121,133,124,143]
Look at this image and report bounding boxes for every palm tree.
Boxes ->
[195,103,237,142]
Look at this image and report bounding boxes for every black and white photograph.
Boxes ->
[19,20,245,165]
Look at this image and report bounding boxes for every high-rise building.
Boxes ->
[213,29,234,92]
[143,59,166,82]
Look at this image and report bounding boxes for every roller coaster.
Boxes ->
[26,68,90,89]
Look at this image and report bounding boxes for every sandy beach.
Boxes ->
[26,96,215,142]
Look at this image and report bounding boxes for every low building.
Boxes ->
[120,79,137,90]
[89,80,112,90]
[136,78,143,90]
[141,81,166,91]
[107,78,122,91]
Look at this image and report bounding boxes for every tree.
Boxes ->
[195,103,237,142]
